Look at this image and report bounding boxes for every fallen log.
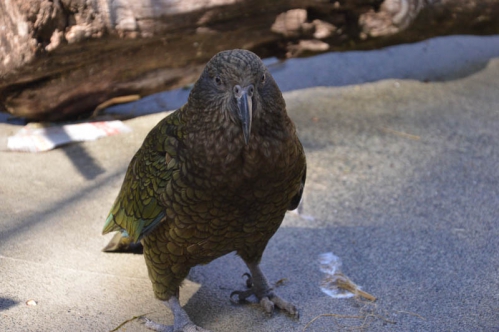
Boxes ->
[1,0,498,121]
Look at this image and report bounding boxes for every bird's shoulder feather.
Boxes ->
[102,107,185,242]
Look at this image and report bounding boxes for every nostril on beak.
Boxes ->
[247,85,255,97]
[234,85,241,96]
[234,85,254,99]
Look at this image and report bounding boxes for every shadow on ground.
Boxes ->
[0,298,18,311]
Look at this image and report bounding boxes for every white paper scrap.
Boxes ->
[319,252,356,299]
[7,120,132,152]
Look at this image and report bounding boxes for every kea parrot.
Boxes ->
[103,49,306,332]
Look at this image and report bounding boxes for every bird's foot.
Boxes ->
[230,273,298,317]
[139,317,211,332]
[139,317,172,332]
[140,296,211,332]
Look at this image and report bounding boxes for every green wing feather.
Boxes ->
[102,109,184,242]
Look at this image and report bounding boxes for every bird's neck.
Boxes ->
[181,111,295,182]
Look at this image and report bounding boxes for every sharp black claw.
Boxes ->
[230,289,254,304]
[242,273,253,288]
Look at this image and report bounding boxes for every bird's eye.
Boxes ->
[214,76,223,86]
[261,74,266,84]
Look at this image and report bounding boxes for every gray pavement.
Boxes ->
[1,35,499,331]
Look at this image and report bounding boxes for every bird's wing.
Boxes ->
[102,109,183,243]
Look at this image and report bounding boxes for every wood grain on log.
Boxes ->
[1,0,498,121]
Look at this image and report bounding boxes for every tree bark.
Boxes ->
[1,0,498,121]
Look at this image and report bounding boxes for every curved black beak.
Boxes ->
[234,84,254,144]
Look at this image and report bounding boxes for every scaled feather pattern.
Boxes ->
[103,49,306,331]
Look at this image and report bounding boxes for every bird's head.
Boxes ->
[189,49,285,145]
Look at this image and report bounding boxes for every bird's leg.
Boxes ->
[231,261,298,317]
[140,295,211,332]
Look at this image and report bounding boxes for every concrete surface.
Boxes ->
[1,35,499,331]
